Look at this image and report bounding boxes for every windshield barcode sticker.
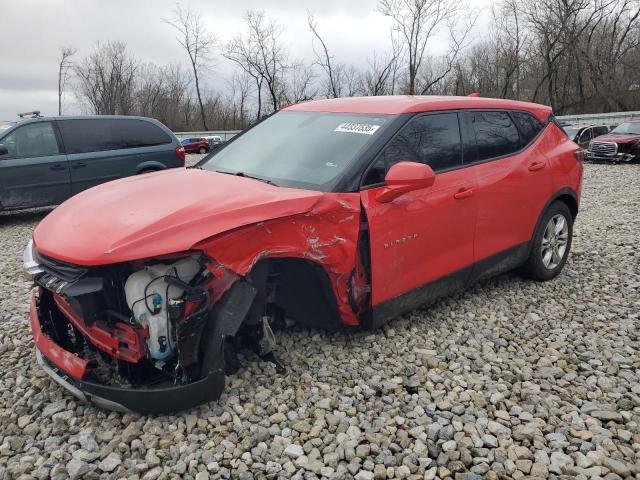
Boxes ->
[334,123,381,135]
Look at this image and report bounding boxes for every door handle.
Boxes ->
[528,161,546,172]
[454,188,474,200]
[72,162,87,169]
[50,164,66,171]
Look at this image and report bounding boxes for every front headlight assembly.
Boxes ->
[23,239,44,280]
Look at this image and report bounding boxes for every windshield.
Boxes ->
[563,126,580,138]
[611,122,640,135]
[200,111,391,190]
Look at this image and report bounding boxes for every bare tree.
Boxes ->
[379,0,465,94]
[225,34,265,120]
[226,10,288,115]
[522,0,612,110]
[58,46,77,115]
[74,42,138,115]
[418,12,477,94]
[282,62,317,104]
[307,13,341,98]
[361,52,397,96]
[165,5,216,130]
[227,70,252,129]
[578,0,640,111]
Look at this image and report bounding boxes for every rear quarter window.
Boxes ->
[470,111,521,161]
[511,111,545,147]
[58,119,172,154]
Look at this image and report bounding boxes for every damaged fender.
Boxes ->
[194,193,365,326]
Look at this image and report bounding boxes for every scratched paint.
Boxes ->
[195,192,364,326]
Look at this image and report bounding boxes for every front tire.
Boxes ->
[521,201,573,281]
[199,147,207,154]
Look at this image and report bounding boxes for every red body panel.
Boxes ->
[361,168,477,305]
[546,123,584,204]
[471,136,553,261]
[54,295,146,363]
[30,287,89,379]
[33,169,323,265]
[195,194,363,325]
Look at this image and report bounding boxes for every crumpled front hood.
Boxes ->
[592,133,640,145]
[33,168,323,265]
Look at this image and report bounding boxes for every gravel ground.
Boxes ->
[0,162,638,480]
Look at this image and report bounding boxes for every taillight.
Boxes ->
[176,146,186,164]
[573,148,584,162]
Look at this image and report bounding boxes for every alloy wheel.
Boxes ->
[541,214,569,269]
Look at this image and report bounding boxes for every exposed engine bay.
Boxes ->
[27,243,353,413]
[30,250,273,412]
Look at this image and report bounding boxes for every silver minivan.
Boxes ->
[0,115,185,211]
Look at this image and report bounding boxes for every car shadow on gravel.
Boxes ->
[0,207,53,225]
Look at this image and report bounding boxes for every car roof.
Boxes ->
[283,95,553,122]
[11,115,163,125]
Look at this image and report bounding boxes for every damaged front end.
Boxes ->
[25,242,258,414]
[25,187,370,413]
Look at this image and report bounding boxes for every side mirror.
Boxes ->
[0,144,7,156]
[376,161,436,203]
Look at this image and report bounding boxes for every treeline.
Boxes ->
[61,0,640,131]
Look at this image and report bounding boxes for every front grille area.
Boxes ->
[33,250,88,283]
[589,141,617,156]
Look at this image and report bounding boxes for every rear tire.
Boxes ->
[521,201,573,281]
[138,168,159,175]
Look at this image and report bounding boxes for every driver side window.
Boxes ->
[0,122,61,159]
[362,112,462,186]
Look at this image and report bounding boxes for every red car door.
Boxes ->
[463,110,553,264]
[360,112,477,319]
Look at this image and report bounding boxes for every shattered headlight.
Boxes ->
[22,239,44,280]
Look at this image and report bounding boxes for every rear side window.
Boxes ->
[471,111,521,161]
[511,111,544,147]
[364,113,462,185]
[59,119,172,154]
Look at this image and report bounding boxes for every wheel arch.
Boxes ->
[135,161,166,173]
[247,256,344,330]
[528,187,578,253]
[554,189,578,220]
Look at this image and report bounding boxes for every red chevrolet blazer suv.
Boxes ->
[24,96,583,413]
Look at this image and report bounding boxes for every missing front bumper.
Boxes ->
[30,286,226,414]
[36,348,225,414]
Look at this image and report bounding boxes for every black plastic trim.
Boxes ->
[366,242,530,330]
[39,353,224,414]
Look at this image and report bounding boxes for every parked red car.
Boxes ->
[586,120,640,161]
[24,96,583,413]
[180,137,210,154]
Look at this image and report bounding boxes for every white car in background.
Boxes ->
[204,135,223,149]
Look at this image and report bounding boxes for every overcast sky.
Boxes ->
[0,0,490,121]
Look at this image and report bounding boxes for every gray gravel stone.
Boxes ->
[66,459,90,479]
[97,452,121,472]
